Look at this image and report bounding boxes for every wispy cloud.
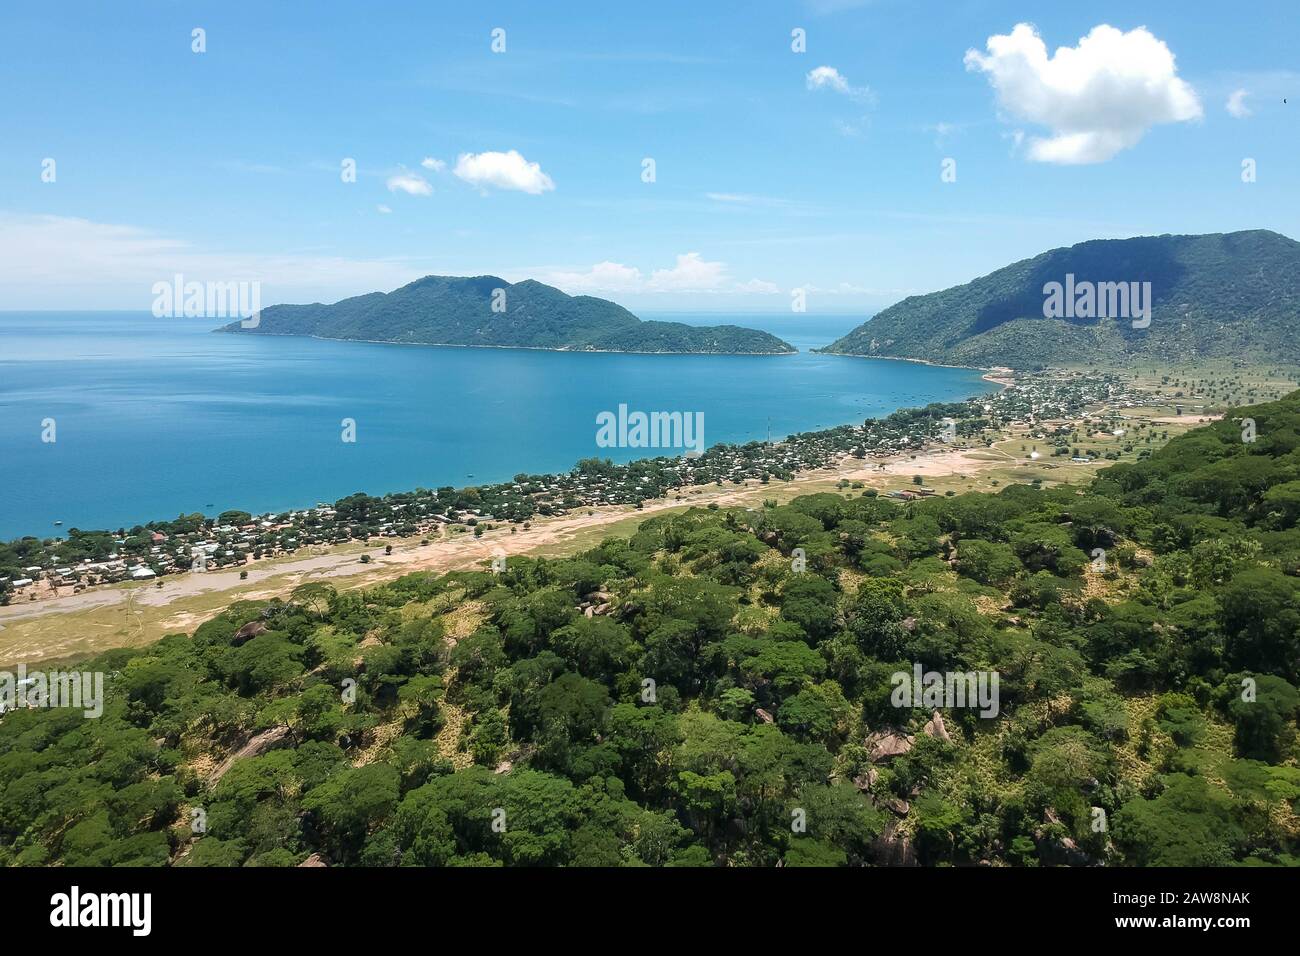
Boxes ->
[386,170,433,196]
[702,192,807,210]
[805,65,873,101]
[804,0,880,14]
[535,252,777,295]
[0,212,425,309]
[214,160,286,175]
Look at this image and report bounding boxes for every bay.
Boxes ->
[0,311,989,539]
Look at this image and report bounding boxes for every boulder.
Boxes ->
[872,819,918,867]
[885,797,911,817]
[922,710,952,743]
[232,620,267,645]
[865,729,915,762]
[852,767,879,792]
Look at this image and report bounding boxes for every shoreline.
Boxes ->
[216,328,799,357]
[0,370,1019,623]
[0,440,1012,651]
[3,363,1241,665]
[0,367,1001,544]
[810,347,997,374]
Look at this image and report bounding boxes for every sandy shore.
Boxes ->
[0,443,1003,633]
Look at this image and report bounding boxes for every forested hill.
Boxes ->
[219,276,796,354]
[4,394,1300,867]
[821,230,1300,368]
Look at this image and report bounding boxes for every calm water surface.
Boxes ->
[0,312,991,538]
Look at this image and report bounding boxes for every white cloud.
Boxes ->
[924,121,967,147]
[964,23,1202,164]
[702,192,798,209]
[545,261,645,294]
[803,281,903,296]
[0,212,422,309]
[648,252,729,292]
[376,204,392,214]
[420,157,447,172]
[1226,88,1252,118]
[538,253,776,296]
[386,171,433,196]
[735,278,781,294]
[805,65,871,100]
[453,150,555,194]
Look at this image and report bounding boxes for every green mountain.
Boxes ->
[219,276,795,354]
[821,230,1300,368]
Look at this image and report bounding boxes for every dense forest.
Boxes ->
[823,230,1300,367]
[4,391,1300,868]
[220,275,795,354]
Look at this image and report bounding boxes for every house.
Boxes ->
[129,567,157,580]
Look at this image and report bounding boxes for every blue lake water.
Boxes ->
[0,311,991,539]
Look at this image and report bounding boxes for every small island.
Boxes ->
[219,275,796,355]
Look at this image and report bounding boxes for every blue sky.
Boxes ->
[2,0,1297,313]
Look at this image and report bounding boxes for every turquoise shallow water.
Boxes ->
[0,311,990,538]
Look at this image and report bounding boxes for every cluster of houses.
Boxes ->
[4,369,1167,606]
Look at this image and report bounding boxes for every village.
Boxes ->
[0,368,1166,606]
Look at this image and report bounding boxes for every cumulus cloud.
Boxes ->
[376,204,392,214]
[539,253,777,296]
[421,157,447,171]
[805,65,871,100]
[453,150,555,194]
[386,171,433,196]
[964,23,1202,164]
[545,261,645,294]
[647,252,728,292]
[1226,89,1252,118]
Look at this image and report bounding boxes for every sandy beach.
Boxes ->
[0,441,1004,641]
